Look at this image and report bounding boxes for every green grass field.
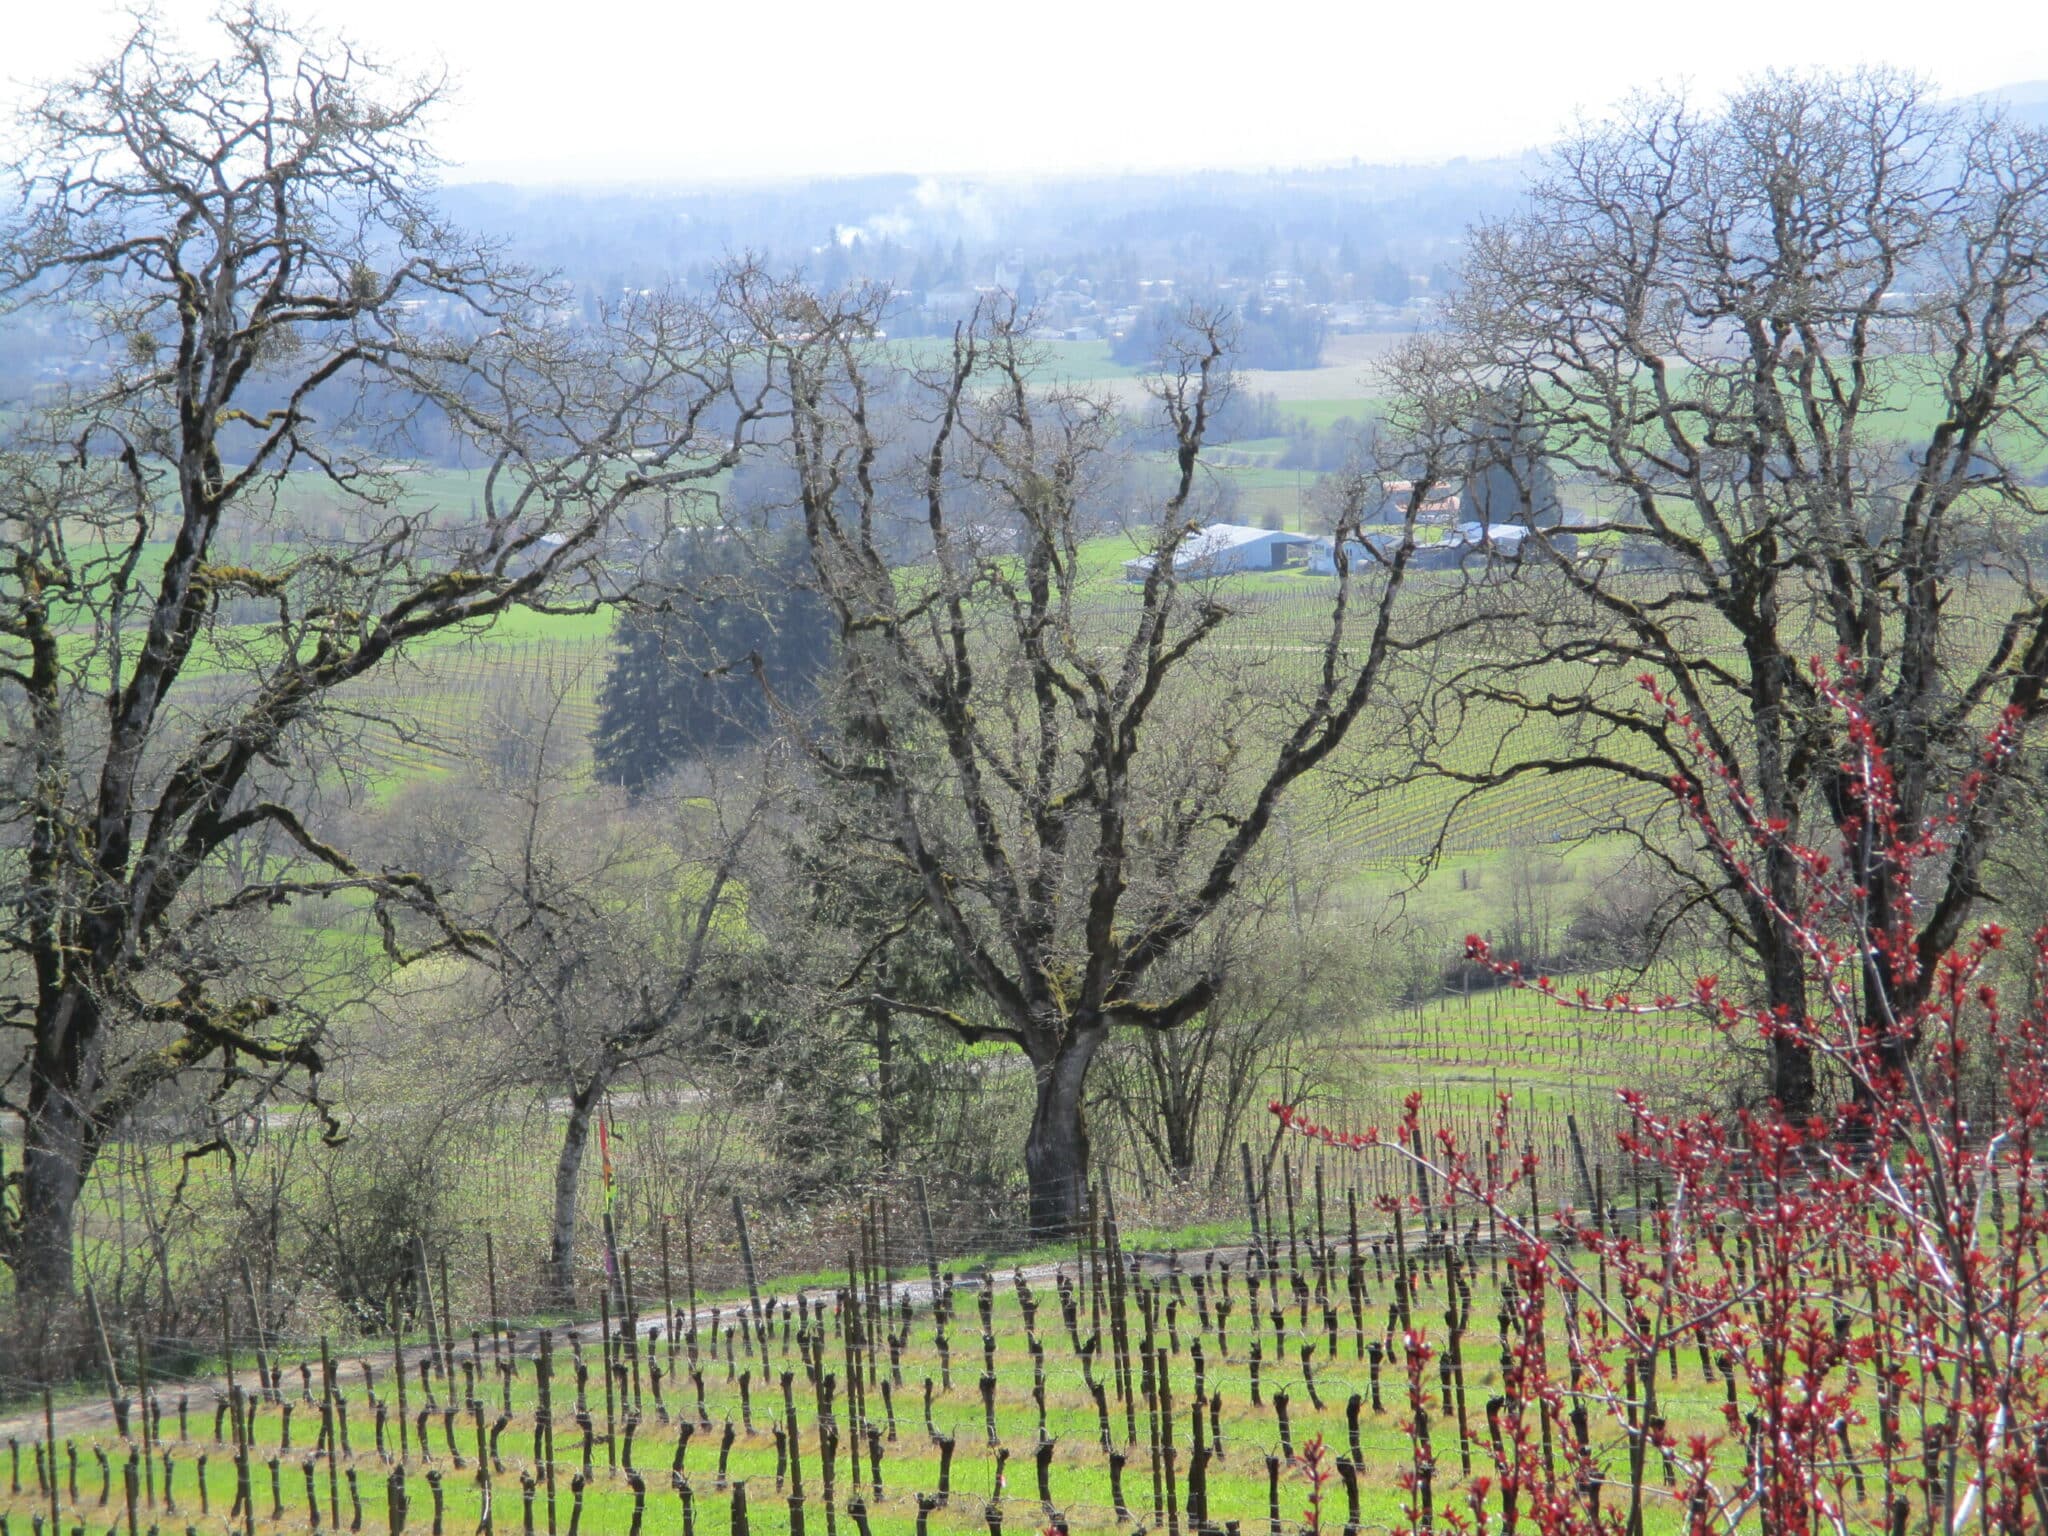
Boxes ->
[1275,401,1378,434]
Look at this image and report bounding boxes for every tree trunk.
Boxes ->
[1024,1025,1104,1239]
[15,986,103,1297]
[1748,828,1817,1121]
[548,1077,607,1310]
[16,1097,87,1298]
[1771,1031,1817,1121]
[1762,936,1816,1121]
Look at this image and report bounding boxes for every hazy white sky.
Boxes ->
[8,0,2048,184]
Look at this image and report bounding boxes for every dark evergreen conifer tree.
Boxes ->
[593,531,831,792]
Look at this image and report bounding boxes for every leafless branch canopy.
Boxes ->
[728,277,1445,1230]
[1402,71,2048,1109]
[0,7,762,1290]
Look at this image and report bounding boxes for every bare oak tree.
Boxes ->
[1411,73,2048,1115]
[419,666,766,1309]
[737,283,1438,1236]
[0,9,756,1293]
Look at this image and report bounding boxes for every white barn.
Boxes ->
[1123,524,1316,582]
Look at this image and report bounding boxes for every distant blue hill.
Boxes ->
[1973,81,2048,130]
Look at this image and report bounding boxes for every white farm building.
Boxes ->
[1122,524,1316,582]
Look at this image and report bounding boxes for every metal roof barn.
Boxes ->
[1122,524,1317,581]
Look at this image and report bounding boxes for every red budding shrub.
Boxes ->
[1277,663,2048,1536]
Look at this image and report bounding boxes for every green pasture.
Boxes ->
[1276,400,1377,434]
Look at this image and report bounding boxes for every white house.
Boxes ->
[1123,524,1316,582]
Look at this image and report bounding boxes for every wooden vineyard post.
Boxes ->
[623,1251,646,1413]
[1085,1192,1103,1340]
[1347,1186,1365,1360]
[878,1197,894,1318]
[538,1332,558,1536]
[220,1291,237,1434]
[1411,1144,1436,1241]
[486,1231,505,1389]
[1313,1158,1330,1317]
[780,1369,805,1536]
[1565,1114,1596,1210]
[322,1336,342,1527]
[1484,1147,1501,1283]
[602,1200,625,1320]
[915,1176,942,1299]
[732,1197,767,1372]
[1389,1206,1412,1337]
[415,1239,445,1385]
[233,1385,255,1536]
[134,1322,156,1508]
[1158,1346,1179,1536]
[661,1221,678,1372]
[1281,1155,1300,1275]
[1238,1144,1265,1270]
[1445,1257,1471,1477]
[43,1387,59,1532]
[684,1208,700,1338]
[843,1275,867,1501]
[599,1283,619,1470]
[439,1249,458,1381]
[393,1321,411,1464]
